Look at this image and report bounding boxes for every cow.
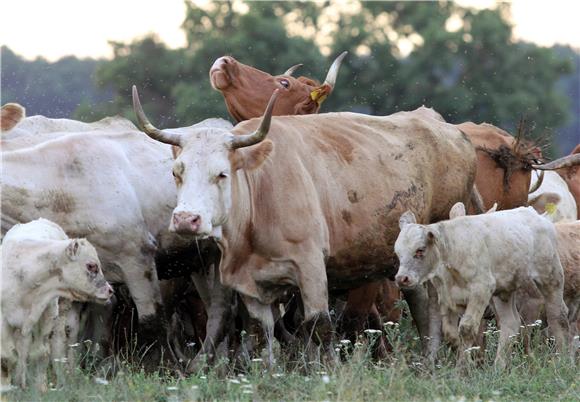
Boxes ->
[1,103,25,132]
[517,220,580,351]
[211,53,419,351]
[394,204,570,368]
[534,146,580,218]
[210,52,347,123]
[1,218,113,390]
[132,86,478,363]
[528,171,578,222]
[1,114,233,370]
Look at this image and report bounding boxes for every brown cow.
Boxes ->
[210,52,347,123]
[132,86,478,363]
[211,54,412,350]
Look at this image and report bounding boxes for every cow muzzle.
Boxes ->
[171,211,203,235]
[395,273,417,289]
[97,283,114,303]
[210,56,237,89]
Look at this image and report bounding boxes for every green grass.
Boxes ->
[5,316,579,401]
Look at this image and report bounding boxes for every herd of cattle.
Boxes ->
[1,52,579,390]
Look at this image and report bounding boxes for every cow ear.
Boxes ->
[399,211,417,229]
[528,192,561,215]
[171,145,182,159]
[232,140,273,171]
[66,239,81,260]
[426,231,436,245]
[449,202,466,219]
[1,103,25,131]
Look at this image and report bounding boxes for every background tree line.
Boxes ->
[2,1,578,156]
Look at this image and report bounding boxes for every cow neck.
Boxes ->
[222,167,254,254]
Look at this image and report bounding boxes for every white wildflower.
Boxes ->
[464,346,481,353]
[68,343,80,348]
[339,339,351,345]
[229,379,241,384]
[321,375,330,384]
[251,358,263,362]
[364,329,382,335]
[95,378,109,385]
[166,386,179,391]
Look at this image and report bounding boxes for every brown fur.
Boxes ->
[457,122,535,211]
[210,56,330,122]
[1,103,25,132]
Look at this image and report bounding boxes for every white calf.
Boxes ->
[528,170,577,222]
[394,204,569,368]
[1,219,113,389]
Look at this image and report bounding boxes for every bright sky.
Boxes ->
[1,0,579,62]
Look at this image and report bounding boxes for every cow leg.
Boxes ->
[239,296,276,367]
[538,283,570,355]
[120,254,171,371]
[296,252,335,365]
[426,283,442,361]
[458,290,492,366]
[14,330,31,388]
[491,295,521,370]
[187,265,234,372]
[338,282,379,347]
[402,285,430,345]
[441,310,460,349]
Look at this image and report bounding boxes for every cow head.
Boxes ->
[210,52,347,122]
[61,238,113,303]
[1,103,25,132]
[133,85,278,239]
[394,211,441,289]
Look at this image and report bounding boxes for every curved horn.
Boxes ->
[532,154,580,170]
[528,170,544,194]
[231,89,280,149]
[323,51,348,88]
[132,85,182,146]
[283,64,303,76]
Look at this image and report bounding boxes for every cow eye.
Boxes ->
[414,248,425,258]
[217,172,229,180]
[86,262,99,274]
[279,79,289,88]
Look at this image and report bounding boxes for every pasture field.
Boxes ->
[6,306,579,402]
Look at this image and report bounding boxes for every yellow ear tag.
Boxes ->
[310,89,328,106]
[545,202,557,215]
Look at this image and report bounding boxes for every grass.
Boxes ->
[4,312,579,401]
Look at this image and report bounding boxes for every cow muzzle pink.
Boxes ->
[172,211,203,234]
[210,56,237,89]
[96,283,114,304]
[395,273,417,289]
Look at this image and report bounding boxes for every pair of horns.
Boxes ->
[282,51,348,89]
[132,86,279,149]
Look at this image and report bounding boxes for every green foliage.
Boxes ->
[1,46,110,119]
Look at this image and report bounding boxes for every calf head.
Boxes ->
[394,211,441,289]
[210,52,347,122]
[61,238,113,303]
[133,86,279,239]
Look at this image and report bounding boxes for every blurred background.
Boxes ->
[1,0,578,156]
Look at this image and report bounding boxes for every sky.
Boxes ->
[1,0,579,62]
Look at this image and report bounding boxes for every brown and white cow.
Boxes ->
[133,86,478,361]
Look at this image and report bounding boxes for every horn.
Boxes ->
[528,170,544,194]
[231,89,280,149]
[532,154,580,170]
[132,85,182,146]
[322,51,348,88]
[283,64,303,76]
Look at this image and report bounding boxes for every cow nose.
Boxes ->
[106,284,114,297]
[395,274,412,288]
[172,212,202,233]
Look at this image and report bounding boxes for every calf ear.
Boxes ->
[399,211,417,229]
[232,140,273,171]
[427,231,436,245]
[528,192,561,215]
[66,239,81,260]
[449,202,466,219]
